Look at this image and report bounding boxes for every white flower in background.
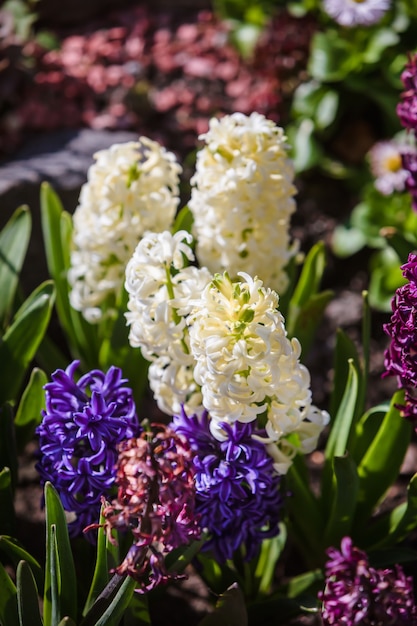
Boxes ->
[188,272,329,474]
[188,112,297,294]
[68,138,182,323]
[368,139,409,195]
[322,0,391,27]
[125,230,211,415]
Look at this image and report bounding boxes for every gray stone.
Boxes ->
[0,128,138,294]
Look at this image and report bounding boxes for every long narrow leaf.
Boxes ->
[44,483,77,626]
[14,368,47,453]
[287,241,327,329]
[198,584,248,626]
[81,574,136,626]
[0,403,18,491]
[82,507,119,616]
[16,560,43,626]
[353,391,412,528]
[323,454,359,547]
[40,182,100,367]
[0,206,31,329]
[0,537,43,594]
[325,359,359,460]
[0,467,15,535]
[329,329,361,420]
[0,559,18,626]
[0,281,55,403]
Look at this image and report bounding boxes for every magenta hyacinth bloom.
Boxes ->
[171,408,282,563]
[319,537,417,625]
[36,360,140,536]
[383,253,417,420]
[397,54,417,132]
[89,424,201,593]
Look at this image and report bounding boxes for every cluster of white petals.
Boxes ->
[188,112,297,294]
[125,230,211,415]
[68,138,182,323]
[188,272,329,474]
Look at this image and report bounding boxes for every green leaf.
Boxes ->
[329,329,361,420]
[0,206,31,329]
[284,569,323,599]
[0,537,43,594]
[0,403,18,492]
[362,28,399,64]
[81,574,137,626]
[253,526,287,595]
[0,281,55,403]
[16,561,43,626]
[0,559,18,626]
[289,290,333,356]
[288,119,323,173]
[350,403,388,466]
[332,223,367,258]
[323,454,359,547]
[172,204,194,235]
[83,507,119,616]
[198,583,248,626]
[308,31,351,82]
[354,391,412,529]
[40,182,100,367]
[14,368,47,453]
[325,359,359,460]
[44,482,77,626]
[0,467,15,536]
[365,471,417,550]
[285,456,324,567]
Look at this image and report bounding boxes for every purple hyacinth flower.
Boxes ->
[319,537,417,625]
[171,408,283,563]
[383,253,417,421]
[36,360,140,537]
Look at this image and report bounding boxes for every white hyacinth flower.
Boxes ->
[189,112,297,294]
[188,271,329,474]
[68,138,182,323]
[125,230,211,415]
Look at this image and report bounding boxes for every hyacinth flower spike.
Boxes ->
[319,537,417,625]
[85,424,201,593]
[36,360,140,537]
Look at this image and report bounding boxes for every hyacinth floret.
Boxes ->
[189,111,297,294]
[383,253,417,420]
[188,271,329,474]
[319,537,417,625]
[322,0,391,27]
[36,360,139,536]
[69,138,182,323]
[88,424,201,593]
[125,229,211,415]
[172,407,282,563]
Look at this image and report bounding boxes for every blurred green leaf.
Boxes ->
[172,204,194,235]
[14,368,47,453]
[289,290,333,357]
[332,224,367,257]
[351,403,388,466]
[362,28,399,64]
[0,281,55,403]
[198,583,248,626]
[0,467,15,536]
[0,403,17,492]
[288,119,323,173]
[308,31,352,82]
[16,560,43,626]
[0,206,31,330]
[44,483,77,626]
[0,559,18,626]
